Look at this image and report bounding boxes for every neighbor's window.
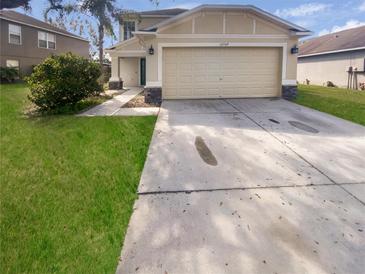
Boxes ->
[9,24,21,45]
[6,60,19,70]
[38,31,56,49]
[123,21,135,40]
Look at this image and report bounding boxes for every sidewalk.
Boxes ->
[77,87,143,116]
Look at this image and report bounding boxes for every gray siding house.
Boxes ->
[298,26,365,88]
[0,10,89,76]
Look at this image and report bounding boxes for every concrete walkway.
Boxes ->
[78,87,143,116]
[116,99,365,274]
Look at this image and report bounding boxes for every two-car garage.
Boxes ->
[162,47,282,99]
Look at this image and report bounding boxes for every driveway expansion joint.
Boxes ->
[136,182,364,196]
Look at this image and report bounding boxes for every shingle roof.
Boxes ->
[299,26,365,57]
[139,8,187,16]
[0,10,88,41]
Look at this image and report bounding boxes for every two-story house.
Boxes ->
[0,10,89,76]
[106,5,311,102]
[109,8,187,89]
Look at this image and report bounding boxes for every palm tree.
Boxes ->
[45,0,124,66]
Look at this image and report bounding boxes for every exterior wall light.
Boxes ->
[291,45,299,54]
[149,45,154,55]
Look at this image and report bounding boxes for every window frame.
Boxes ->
[6,59,20,70]
[123,21,136,41]
[38,31,56,50]
[8,24,22,45]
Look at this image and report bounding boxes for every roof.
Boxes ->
[299,26,365,57]
[0,10,88,42]
[139,8,187,17]
[146,4,311,33]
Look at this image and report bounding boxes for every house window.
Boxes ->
[9,24,21,45]
[38,31,56,49]
[123,21,135,40]
[6,60,20,70]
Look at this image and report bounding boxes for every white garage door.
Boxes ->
[163,47,281,99]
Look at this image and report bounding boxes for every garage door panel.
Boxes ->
[164,88,177,97]
[163,47,281,99]
[207,88,220,96]
[194,76,208,83]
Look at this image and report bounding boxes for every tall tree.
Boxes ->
[0,0,30,10]
[45,0,159,66]
[45,0,126,66]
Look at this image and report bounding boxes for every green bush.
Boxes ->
[0,67,19,83]
[26,53,102,111]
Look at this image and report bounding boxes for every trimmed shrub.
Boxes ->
[0,67,19,83]
[26,53,102,110]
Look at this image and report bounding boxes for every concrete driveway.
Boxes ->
[116,99,365,274]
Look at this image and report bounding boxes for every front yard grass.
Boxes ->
[295,85,365,126]
[0,83,156,273]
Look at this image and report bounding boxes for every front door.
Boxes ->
[140,58,146,86]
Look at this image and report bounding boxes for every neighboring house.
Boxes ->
[298,26,365,88]
[0,10,89,76]
[106,5,311,101]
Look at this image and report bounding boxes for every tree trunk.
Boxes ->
[98,24,104,67]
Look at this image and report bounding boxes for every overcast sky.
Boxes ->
[16,0,365,47]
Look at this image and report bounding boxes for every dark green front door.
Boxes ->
[140,58,146,86]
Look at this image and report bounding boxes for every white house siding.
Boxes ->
[119,57,140,87]
[298,50,365,87]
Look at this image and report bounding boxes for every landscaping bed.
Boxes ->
[295,84,365,126]
[123,93,161,108]
[0,83,157,273]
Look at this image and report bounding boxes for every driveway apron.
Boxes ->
[116,99,365,274]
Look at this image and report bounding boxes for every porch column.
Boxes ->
[108,55,122,89]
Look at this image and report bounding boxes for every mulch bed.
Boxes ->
[123,93,161,108]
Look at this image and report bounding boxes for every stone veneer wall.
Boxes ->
[144,87,162,104]
[109,81,123,90]
[282,85,297,100]
[143,86,297,102]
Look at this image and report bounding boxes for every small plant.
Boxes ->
[326,81,337,87]
[26,53,102,111]
[359,82,365,91]
[0,67,19,83]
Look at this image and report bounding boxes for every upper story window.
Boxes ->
[123,21,135,40]
[38,31,56,49]
[9,24,21,45]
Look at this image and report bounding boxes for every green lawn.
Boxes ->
[295,85,365,126]
[0,84,156,273]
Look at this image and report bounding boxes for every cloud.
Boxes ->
[275,3,331,18]
[318,19,365,35]
[359,1,365,11]
[293,19,315,28]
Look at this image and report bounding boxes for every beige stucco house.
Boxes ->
[106,5,311,101]
[298,26,365,89]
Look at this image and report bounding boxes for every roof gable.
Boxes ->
[146,4,310,34]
